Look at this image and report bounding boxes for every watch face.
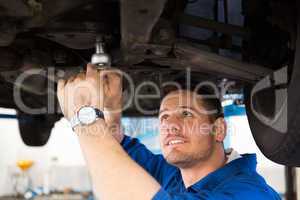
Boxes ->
[78,107,97,125]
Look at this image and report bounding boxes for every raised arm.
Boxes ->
[57,64,161,200]
[121,135,177,185]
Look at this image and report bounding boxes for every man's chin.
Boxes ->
[167,158,195,169]
[164,149,207,169]
[164,152,193,168]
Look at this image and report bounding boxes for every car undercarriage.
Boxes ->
[0,0,299,168]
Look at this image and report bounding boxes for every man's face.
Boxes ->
[159,90,216,169]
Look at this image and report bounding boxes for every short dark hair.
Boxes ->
[195,86,224,121]
[162,83,224,121]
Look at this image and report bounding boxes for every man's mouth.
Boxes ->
[166,138,187,146]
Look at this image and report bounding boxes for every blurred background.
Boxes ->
[0,96,298,200]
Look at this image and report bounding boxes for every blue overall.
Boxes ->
[121,136,281,200]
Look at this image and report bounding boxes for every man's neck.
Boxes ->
[180,145,227,188]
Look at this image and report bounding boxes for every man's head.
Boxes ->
[159,89,226,169]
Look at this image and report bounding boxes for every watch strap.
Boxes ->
[70,107,105,130]
[70,113,80,129]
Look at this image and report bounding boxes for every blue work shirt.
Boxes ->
[121,136,281,200]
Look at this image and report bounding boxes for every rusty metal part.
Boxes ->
[152,41,271,82]
[121,0,168,63]
[179,14,250,38]
[151,19,176,46]
[0,0,32,17]
[22,0,86,28]
[129,43,172,58]
[180,35,240,52]
[0,0,94,47]
[39,31,98,49]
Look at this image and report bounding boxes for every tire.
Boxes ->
[244,4,300,166]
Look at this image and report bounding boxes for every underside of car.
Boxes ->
[0,0,299,167]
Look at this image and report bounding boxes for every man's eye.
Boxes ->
[181,110,193,117]
[160,114,169,121]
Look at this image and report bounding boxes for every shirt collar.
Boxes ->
[225,148,242,163]
[189,153,257,191]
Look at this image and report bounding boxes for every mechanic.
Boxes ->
[57,64,281,200]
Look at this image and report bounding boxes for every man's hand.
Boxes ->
[57,64,123,141]
[57,64,161,200]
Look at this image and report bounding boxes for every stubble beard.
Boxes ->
[164,139,215,169]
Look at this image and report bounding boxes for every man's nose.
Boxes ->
[169,125,180,135]
[162,115,181,135]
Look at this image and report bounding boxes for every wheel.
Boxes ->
[244,4,300,166]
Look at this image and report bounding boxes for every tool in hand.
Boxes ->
[91,36,111,68]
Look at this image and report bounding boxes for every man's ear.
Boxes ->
[213,117,227,143]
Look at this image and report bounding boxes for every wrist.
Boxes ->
[70,106,105,131]
[74,119,122,138]
[74,119,107,137]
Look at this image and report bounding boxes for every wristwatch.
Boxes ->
[70,106,104,130]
